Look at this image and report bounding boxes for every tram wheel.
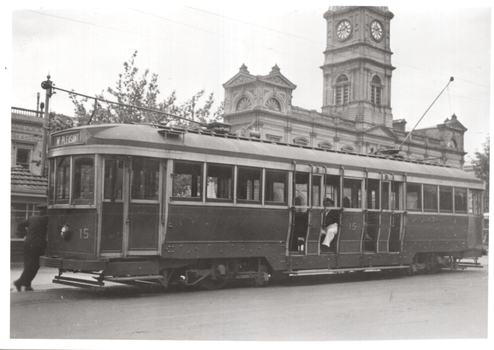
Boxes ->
[200,276,226,290]
[198,261,227,290]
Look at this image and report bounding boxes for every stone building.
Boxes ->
[223,6,466,169]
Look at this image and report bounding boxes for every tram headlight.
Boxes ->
[61,224,71,241]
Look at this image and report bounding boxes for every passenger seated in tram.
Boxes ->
[321,198,339,251]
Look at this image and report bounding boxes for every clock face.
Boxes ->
[370,20,383,41]
[336,20,352,41]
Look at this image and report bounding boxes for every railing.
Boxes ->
[11,107,42,118]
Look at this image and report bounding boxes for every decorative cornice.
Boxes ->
[321,56,395,71]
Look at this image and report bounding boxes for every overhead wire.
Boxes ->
[23,7,490,108]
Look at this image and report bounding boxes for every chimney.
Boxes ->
[393,119,407,132]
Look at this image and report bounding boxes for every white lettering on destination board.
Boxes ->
[54,132,81,146]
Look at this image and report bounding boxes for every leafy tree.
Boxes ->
[49,112,74,132]
[472,136,489,212]
[70,50,223,127]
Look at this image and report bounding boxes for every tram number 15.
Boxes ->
[348,222,357,231]
[79,228,90,239]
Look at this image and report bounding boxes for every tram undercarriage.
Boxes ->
[41,250,483,291]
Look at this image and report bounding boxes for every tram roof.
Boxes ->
[51,123,483,186]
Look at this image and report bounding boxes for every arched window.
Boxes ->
[318,142,333,150]
[265,98,281,111]
[236,97,252,111]
[334,75,350,105]
[293,137,309,146]
[370,75,382,106]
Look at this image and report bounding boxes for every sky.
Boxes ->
[3,1,492,161]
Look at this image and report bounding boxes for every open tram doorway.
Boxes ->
[290,172,310,253]
[100,156,162,256]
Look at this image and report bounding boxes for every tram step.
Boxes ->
[287,265,408,276]
[104,275,164,282]
[53,275,104,289]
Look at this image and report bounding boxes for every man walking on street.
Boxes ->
[13,204,48,291]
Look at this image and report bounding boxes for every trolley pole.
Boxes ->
[40,75,53,177]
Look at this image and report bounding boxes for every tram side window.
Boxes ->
[207,164,233,201]
[55,157,70,204]
[104,158,124,201]
[295,172,309,206]
[406,183,422,211]
[367,179,380,209]
[469,190,483,215]
[173,161,202,199]
[265,170,287,204]
[381,182,390,210]
[237,167,261,202]
[48,159,55,205]
[455,187,468,213]
[312,176,321,207]
[424,185,438,212]
[73,156,95,205]
[439,186,453,213]
[391,182,403,210]
[325,174,340,207]
[132,157,159,200]
[343,178,361,208]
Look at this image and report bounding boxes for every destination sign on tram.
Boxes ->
[53,132,81,146]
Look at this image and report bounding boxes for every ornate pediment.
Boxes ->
[440,114,467,132]
[260,65,297,90]
[224,74,256,88]
[363,124,398,140]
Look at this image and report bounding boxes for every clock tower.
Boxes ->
[322,6,395,129]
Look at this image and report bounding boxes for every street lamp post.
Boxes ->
[40,75,53,177]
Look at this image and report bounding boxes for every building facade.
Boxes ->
[223,6,466,169]
[11,107,47,261]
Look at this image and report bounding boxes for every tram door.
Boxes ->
[127,157,161,255]
[100,157,126,254]
[469,190,484,247]
[290,172,310,253]
[100,156,162,256]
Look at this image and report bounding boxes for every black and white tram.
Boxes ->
[40,123,485,289]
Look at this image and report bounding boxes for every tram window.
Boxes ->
[237,167,261,202]
[55,157,70,204]
[455,188,468,213]
[367,179,380,210]
[104,158,124,202]
[391,182,403,210]
[439,186,453,213]
[312,176,321,207]
[48,159,55,205]
[207,164,233,201]
[295,172,309,206]
[382,182,390,210]
[343,178,361,208]
[173,161,202,199]
[424,185,438,212]
[406,183,422,211]
[73,156,95,205]
[132,157,159,200]
[325,174,340,207]
[470,190,482,215]
[265,170,287,204]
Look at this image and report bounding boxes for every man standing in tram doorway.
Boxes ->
[13,204,48,291]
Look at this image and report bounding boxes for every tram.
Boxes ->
[40,122,485,290]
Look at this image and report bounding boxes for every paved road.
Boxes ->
[9,256,488,341]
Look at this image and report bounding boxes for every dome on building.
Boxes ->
[327,6,389,13]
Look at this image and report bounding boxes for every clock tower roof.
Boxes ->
[327,6,389,12]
